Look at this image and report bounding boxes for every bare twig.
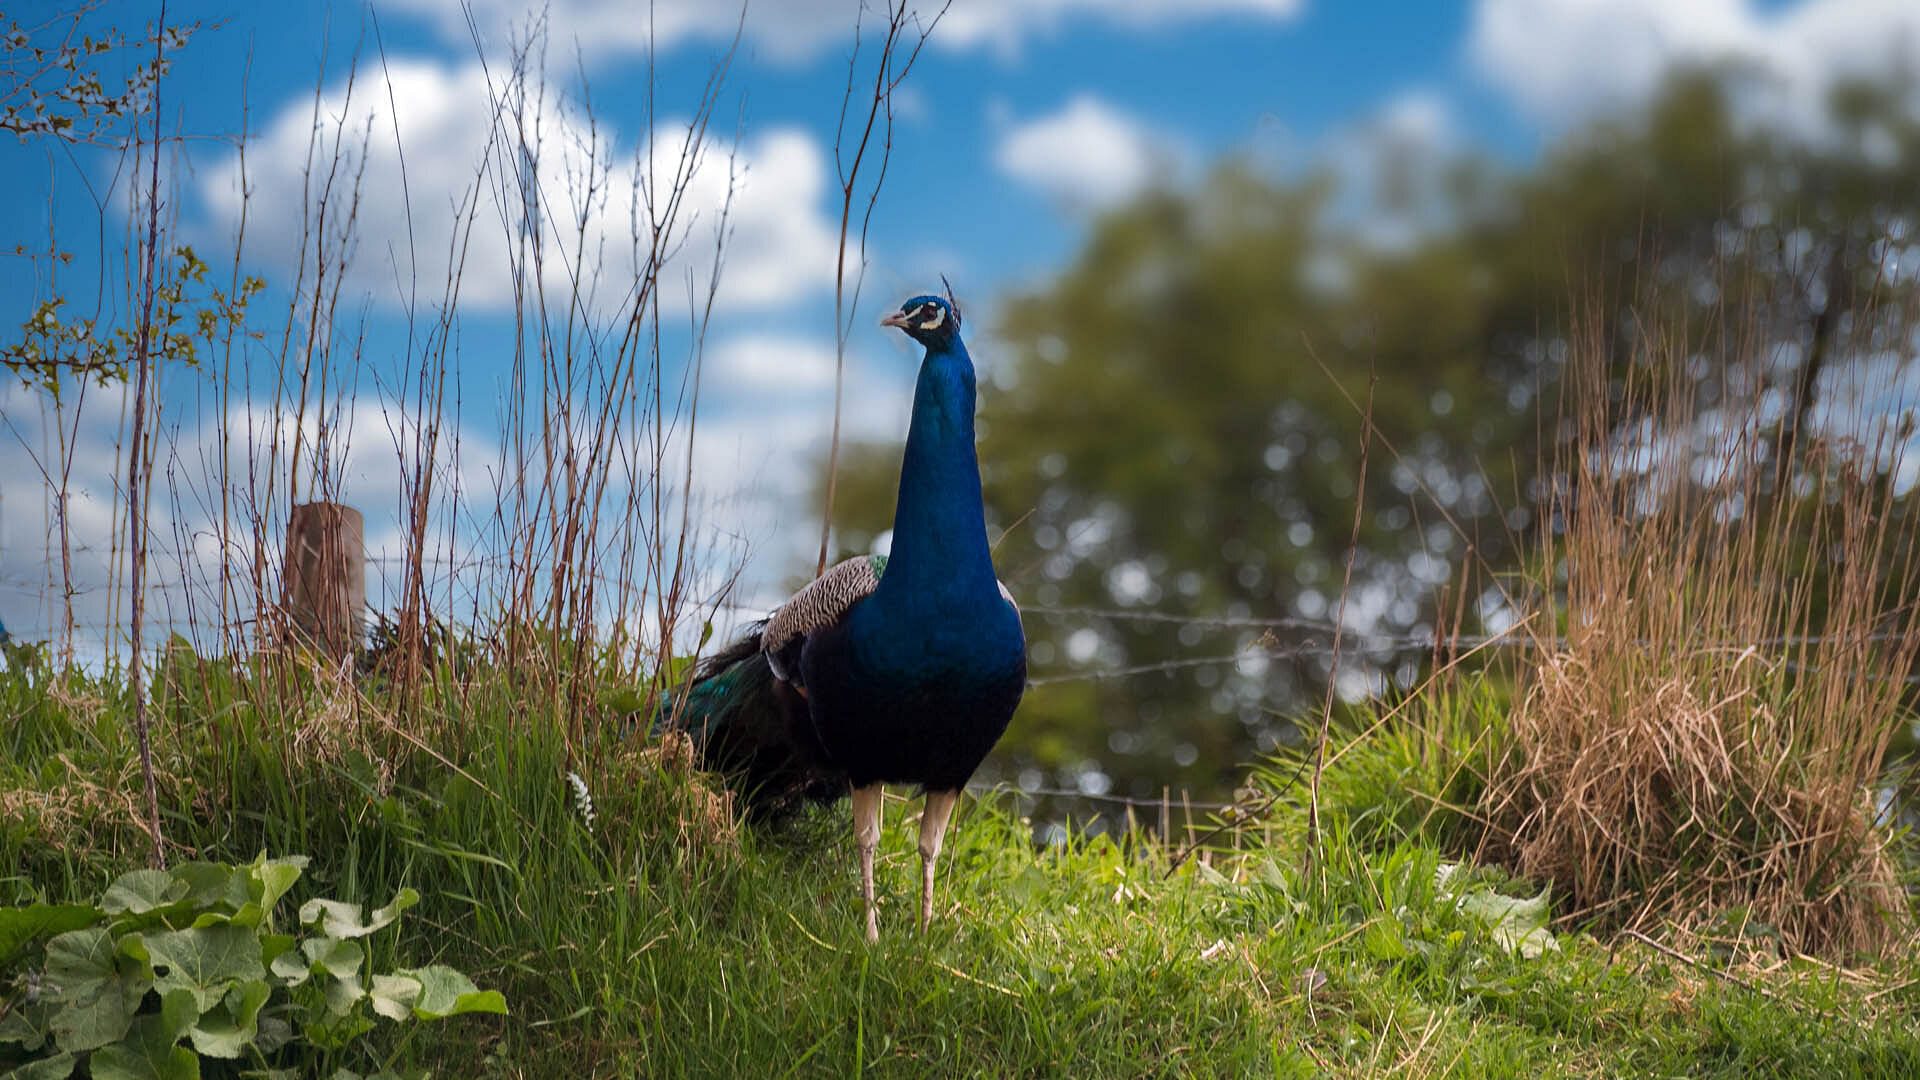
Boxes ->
[1623,930,1817,1013]
[1304,372,1375,882]
[816,0,950,576]
[124,0,169,869]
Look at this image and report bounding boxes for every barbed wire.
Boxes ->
[10,628,1915,688]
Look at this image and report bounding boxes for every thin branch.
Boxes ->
[125,0,169,869]
[815,0,950,577]
[1304,371,1375,883]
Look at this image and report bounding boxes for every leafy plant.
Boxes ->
[0,854,505,1078]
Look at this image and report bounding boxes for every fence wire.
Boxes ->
[7,575,1920,687]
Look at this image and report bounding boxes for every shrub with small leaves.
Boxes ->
[0,853,505,1078]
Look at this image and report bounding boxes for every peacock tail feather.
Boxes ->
[653,623,842,818]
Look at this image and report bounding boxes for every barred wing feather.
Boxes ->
[762,554,1018,683]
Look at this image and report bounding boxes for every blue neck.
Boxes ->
[871,336,998,611]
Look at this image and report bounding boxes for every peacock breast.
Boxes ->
[848,589,1025,691]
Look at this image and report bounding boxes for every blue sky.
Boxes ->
[4,0,1916,648]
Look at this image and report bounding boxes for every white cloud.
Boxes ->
[1323,89,1463,252]
[1470,0,1920,138]
[686,331,918,606]
[0,326,938,655]
[937,0,1304,57]
[707,334,840,398]
[0,379,514,654]
[385,0,1305,65]
[994,95,1175,211]
[197,58,840,316]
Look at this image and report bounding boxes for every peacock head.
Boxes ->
[881,293,960,348]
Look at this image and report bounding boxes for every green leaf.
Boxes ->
[302,936,363,978]
[298,889,417,939]
[45,928,147,1052]
[1447,875,1559,959]
[101,871,186,917]
[1362,919,1408,961]
[304,936,366,1016]
[247,854,307,920]
[367,973,419,1022]
[169,863,248,915]
[154,988,201,1044]
[142,925,267,1012]
[268,947,310,987]
[89,1011,201,1080]
[299,1005,373,1052]
[252,1014,292,1055]
[0,904,101,969]
[258,932,296,971]
[0,999,52,1051]
[323,970,367,1017]
[0,1051,78,1079]
[186,979,270,1059]
[398,965,507,1019]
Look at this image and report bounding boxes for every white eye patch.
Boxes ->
[917,305,946,331]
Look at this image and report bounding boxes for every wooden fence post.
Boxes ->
[283,502,365,661]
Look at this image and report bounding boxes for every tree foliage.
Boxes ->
[821,69,1920,798]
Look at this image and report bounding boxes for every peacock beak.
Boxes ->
[880,311,913,329]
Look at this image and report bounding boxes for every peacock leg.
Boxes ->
[918,789,959,931]
[853,783,883,943]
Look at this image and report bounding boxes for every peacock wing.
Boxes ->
[763,554,887,682]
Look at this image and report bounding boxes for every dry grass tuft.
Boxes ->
[1497,654,1905,954]
[0,751,181,862]
[594,731,740,860]
[1478,301,1920,958]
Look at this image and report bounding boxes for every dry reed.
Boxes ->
[1481,292,1920,957]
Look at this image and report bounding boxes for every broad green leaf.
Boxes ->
[0,999,52,1050]
[252,1014,292,1055]
[89,1012,201,1080]
[259,926,295,968]
[189,902,263,930]
[143,926,267,1012]
[101,871,186,917]
[367,973,419,1022]
[169,863,249,915]
[302,936,363,977]
[323,970,366,1017]
[398,965,507,1019]
[269,948,310,987]
[1,1051,78,1079]
[45,928,147,1051]
[299,1005,373,1052]
[185,979,270,1059]
[1362,919,1408,961]
[304,937,366,1016]
[1451,883,1559,959]
[153,988,200,1044]
[298,889,417,939]
[0,904,101,969]
[248,854,307,919]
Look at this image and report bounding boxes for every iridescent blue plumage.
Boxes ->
[657,292,1025,940]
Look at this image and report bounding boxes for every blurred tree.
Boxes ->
[819,68,1920,799]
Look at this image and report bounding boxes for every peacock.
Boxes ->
[658,292,1027,942]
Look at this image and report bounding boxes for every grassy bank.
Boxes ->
[3,651,1917,1078]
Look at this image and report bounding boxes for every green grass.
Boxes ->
[3,651,1918,1078]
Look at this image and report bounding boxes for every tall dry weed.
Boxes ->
[1482,296,1920,957]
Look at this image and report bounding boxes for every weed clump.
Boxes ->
[1478,309,1919,958]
